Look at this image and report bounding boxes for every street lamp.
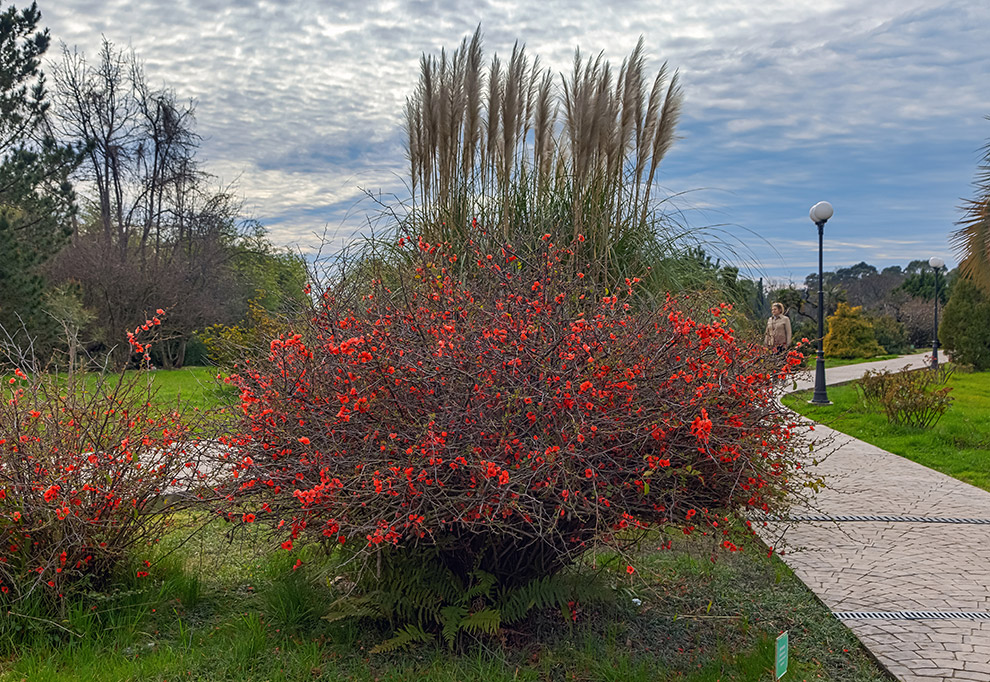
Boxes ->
[809,201,833,405]
[929,256,945,369]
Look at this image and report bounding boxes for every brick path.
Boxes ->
[772,354,990,681]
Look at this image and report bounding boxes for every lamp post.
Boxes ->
[809,201,833,405]
[929,256,945,369]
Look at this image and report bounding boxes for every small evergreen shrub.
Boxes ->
[200,297,283,367]
[823,303,884,358]
[940,277,990,371]
[870,314,910,354]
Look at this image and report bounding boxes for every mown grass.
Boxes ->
[2,366,238,417]
[0,367,893,680]
[783,370,990,491]
[1,515,890,682]
[90,366,237,415]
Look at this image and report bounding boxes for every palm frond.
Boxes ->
[951,127,990,291]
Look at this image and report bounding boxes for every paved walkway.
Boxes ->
[772,353,990,682]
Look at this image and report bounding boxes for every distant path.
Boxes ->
[771,353,990,682]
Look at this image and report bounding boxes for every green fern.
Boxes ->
[501,572,611,624]
[440,605,469,648]
[321,593,383,624]
[369,623,433,654]
[458,608,501,638]
[463,569,496,601]
[323,546,615,652]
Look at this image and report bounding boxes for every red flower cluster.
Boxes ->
[1,311,209,601]
[218,237,805,583]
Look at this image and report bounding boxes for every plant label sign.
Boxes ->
[775,631,789,679]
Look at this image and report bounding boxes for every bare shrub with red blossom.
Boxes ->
[0,313,211,604]
[218,237,807,586]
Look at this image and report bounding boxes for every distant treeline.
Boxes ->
[0,8,307,370]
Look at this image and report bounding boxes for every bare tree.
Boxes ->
[50,39,248,368]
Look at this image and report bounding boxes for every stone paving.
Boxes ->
[771,353,990,681]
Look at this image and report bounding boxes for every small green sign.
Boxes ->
[775,631,789,679]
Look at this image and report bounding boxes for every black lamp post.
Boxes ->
[809,201,833,405]
[929,256,945,369]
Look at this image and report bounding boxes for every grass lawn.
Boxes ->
[1,366,239,415]
[1,517,889,682]
[0,368,894,680]
[783,370,990,491]
[133,365,236,413]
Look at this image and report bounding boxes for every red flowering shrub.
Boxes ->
[219,237,805,586]
[0,319,208,605]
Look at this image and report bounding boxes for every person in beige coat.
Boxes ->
[765,302,791,353]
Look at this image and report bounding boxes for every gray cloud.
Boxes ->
[41,0,990,275]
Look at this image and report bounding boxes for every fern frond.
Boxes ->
[459,608,502,638]
[440,604,469,648]
[500,572,613,624]
[465,569,496,601]
[370,623,434,654]
[322,593,384,624]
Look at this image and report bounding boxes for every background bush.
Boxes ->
[0,373,207,606]
[859,365,954,428]
[0,320,211,608]
[940,277,990,370]
[823,303,885,358]
[869,314,911,355]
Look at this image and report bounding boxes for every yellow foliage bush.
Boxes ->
[823,303,885,359]
[199,297,282,367]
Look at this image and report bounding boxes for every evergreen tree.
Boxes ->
[940,277,990,371]
[0,1,77,344]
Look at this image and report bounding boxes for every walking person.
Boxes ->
[765,302,791,353]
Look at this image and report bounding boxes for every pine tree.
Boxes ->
[0,1,78,346]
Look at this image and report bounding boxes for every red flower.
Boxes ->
[136,571,148,578]
[243,513,256,523]
[281,540,293,551]
[298,437,311,445]
[626,565,635,575]
[690,408,713,442]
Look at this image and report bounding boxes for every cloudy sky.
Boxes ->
[42,0,990,283]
